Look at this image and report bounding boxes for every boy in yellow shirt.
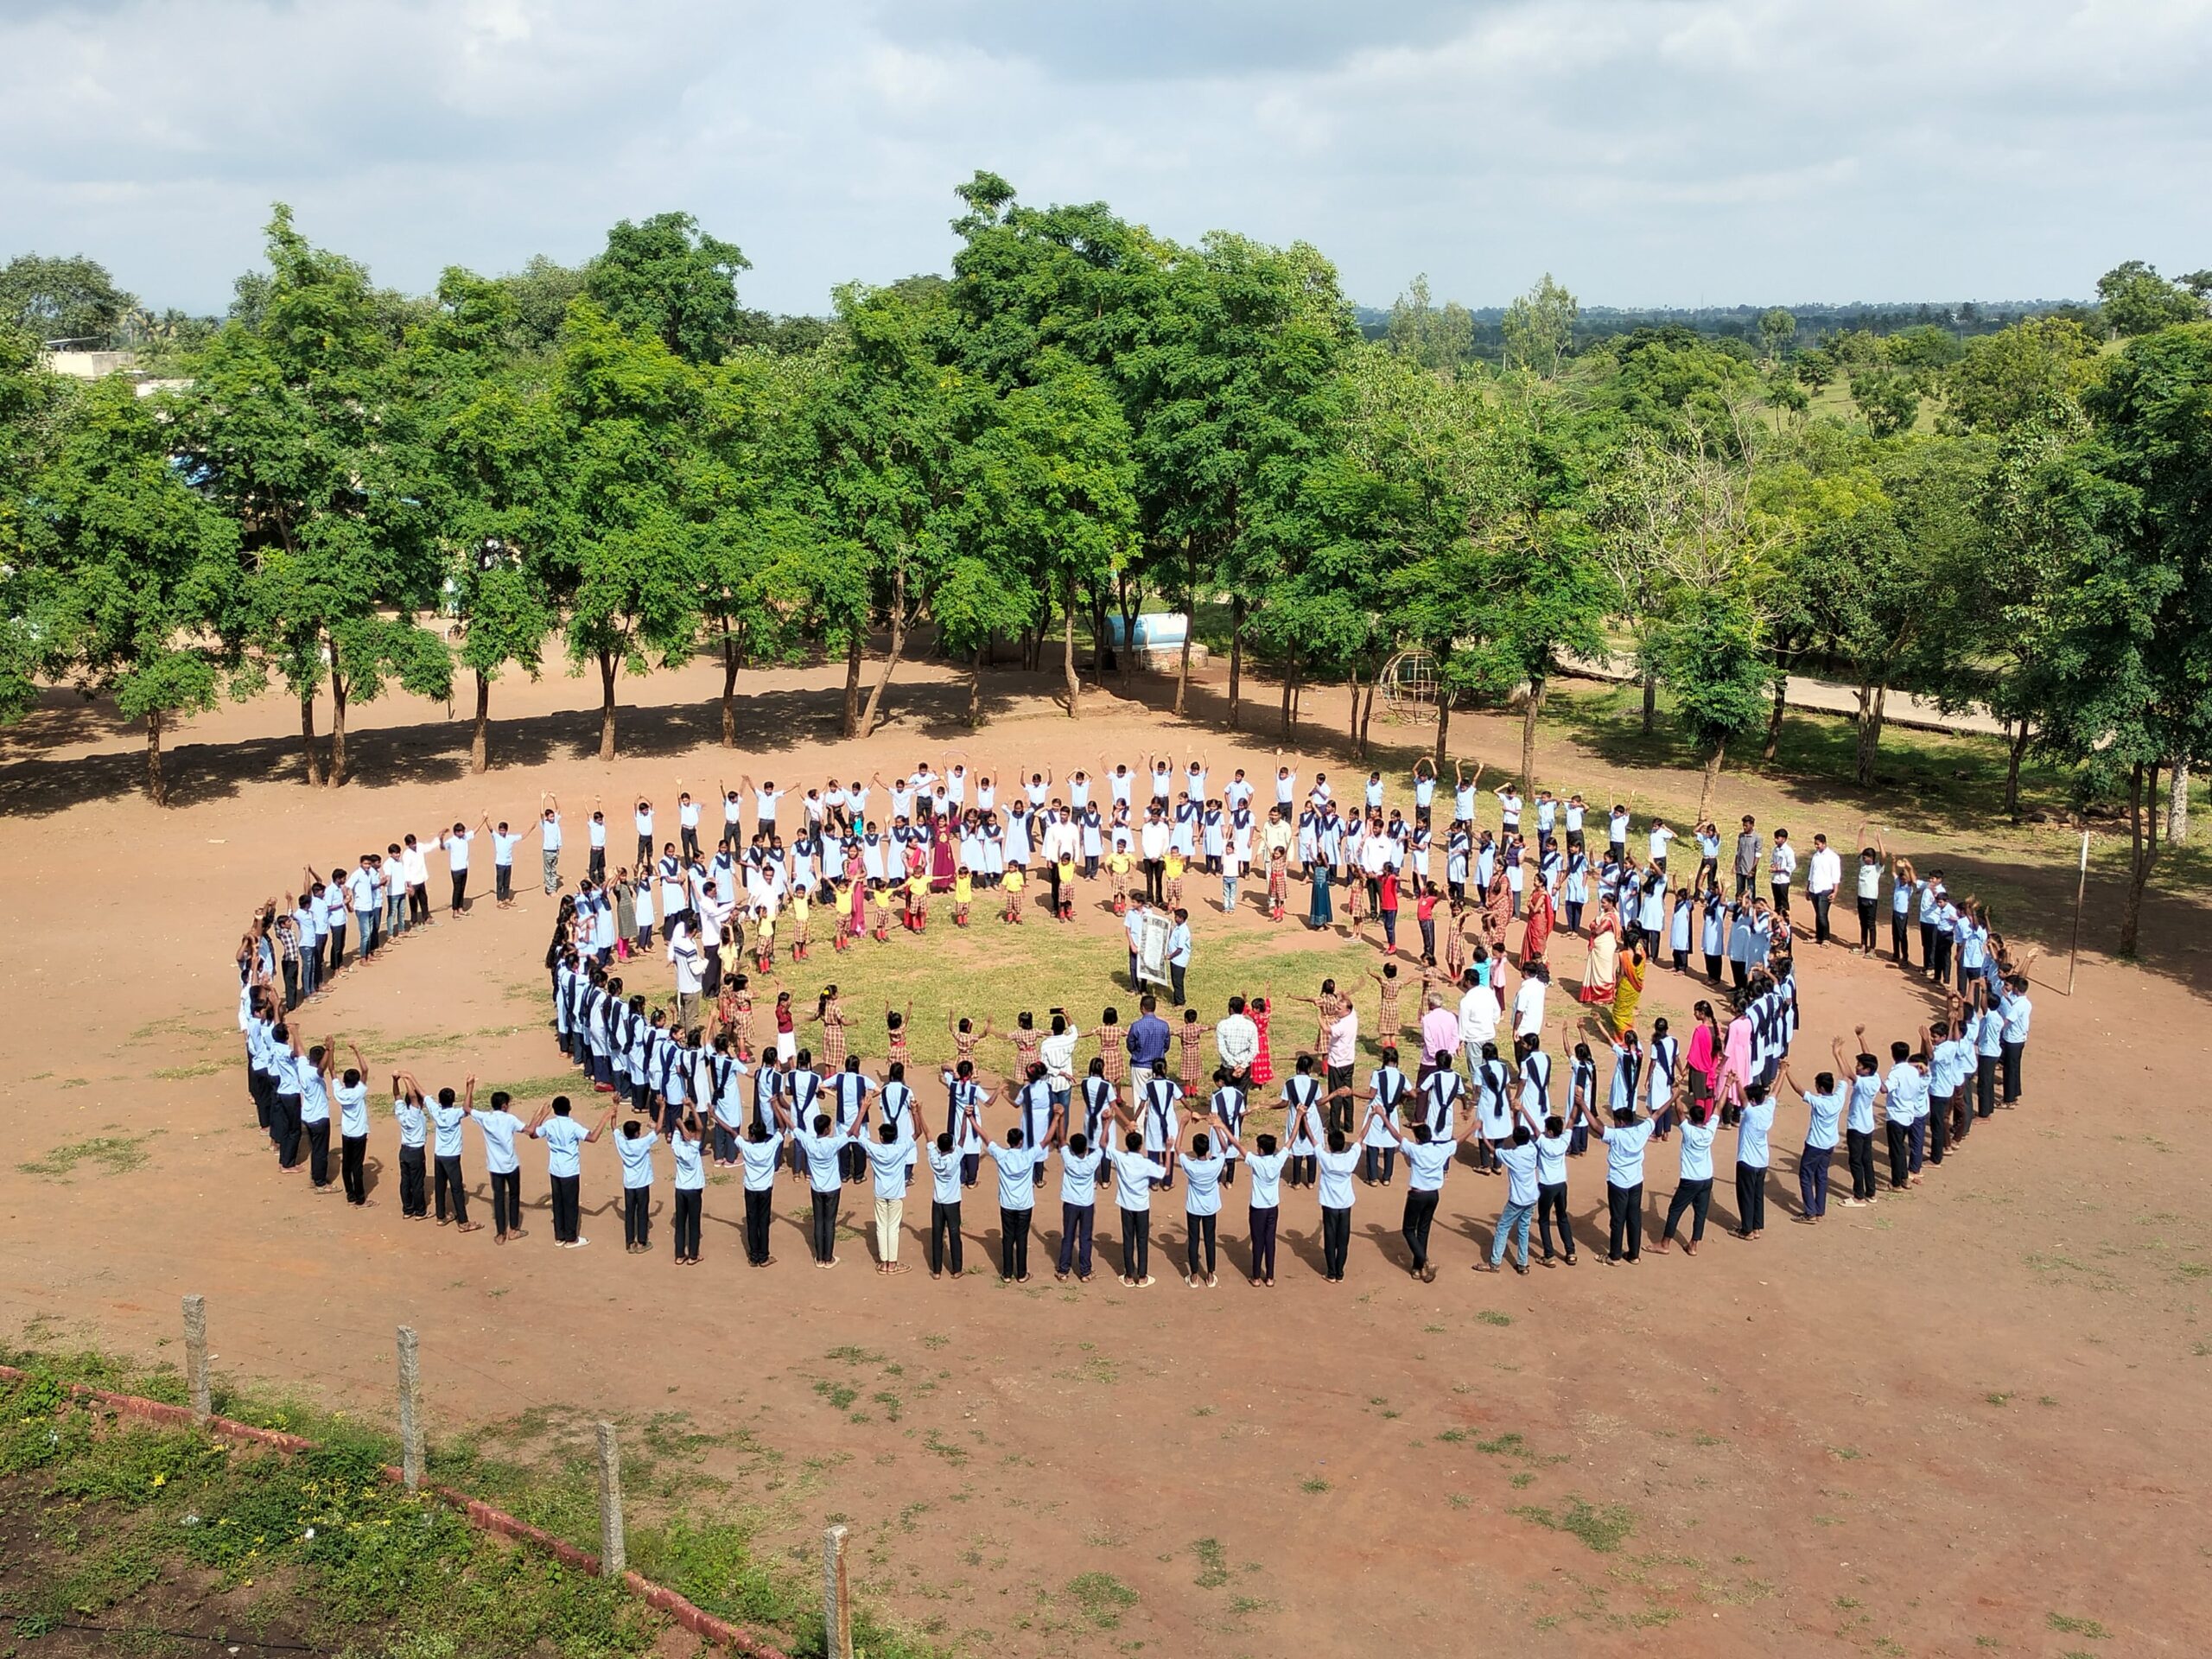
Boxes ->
[1001,863,1026,925]
[1107,847,1133,915]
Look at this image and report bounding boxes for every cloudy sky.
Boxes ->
[4,0,2208,316]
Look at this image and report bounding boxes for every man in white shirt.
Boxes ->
[1512,963,1548,1042]
[1139,810,1169,906]
[1458,969,1500,1077]
[1768,829,1798,918]
[667,925,703,1031]
[1214,996,1259,1088]
[1805,832,1843,945]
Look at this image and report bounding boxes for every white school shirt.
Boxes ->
[394,1096,427,1149]
[1882,1063,1929,1124]
[1808,847,1842,894]
[671,1135,705,1190]
[1677,1119,1717,1181]
[471,1108,524,1175]
[1182,1152,1226,1216]
[1535,1129,1568,1186]
[428,1101,466,1158]
[1496,1140,1540,1205]
[1770,843,1797,886]
[988,1143,1043,1210]
[1735,1098,1776,1167]
[735,1131,782,1192]
[1106,1147,1166,1211]
[1404,1139,1456,1194]
[402,844,430,886]
[1804,1088,1844,1150]
[442,830,474,872]
[1601,1119,1655,1188]
[1314,1146,1361,1210]
[616,1130,659,1189]
[863,1133,915,1198]
[1512,975,1546,1039]
[335,1080,370,1139]
[1058,1146,1105,1208]
[493,830,522,868]
[794,1124,851,1192]
[1244,1148,1290,1209]
[926,1143,963,1205]
[537,1116,589,1179]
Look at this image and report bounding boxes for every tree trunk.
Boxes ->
[328,673,349,787]
[1228,594,1246,730]
[1853,680,1886,787]
[470,670,491,774]
[841,632,863,739]
[299,695,322,787]
[1359,675,1377,754]
[969,646,986,728]
[1063,576,1080,718]
[1088,586,1109,690]
[1697,739,1726,823]
[2120,759,2161,957]
[720,637,741,747]
[1521,674,1546,797]
[597,651,619,762]
[144,709,168,807]
[1641,668,1657,736]
[1758,675,1787,763]
[1433,690,1452,768]
[1116,573,1141,689]
[859,568,908,738]
[1346,664,1362,753]
[2166,753,2191,846]
[2003,720,2029,822]
[1281,658,1297,737]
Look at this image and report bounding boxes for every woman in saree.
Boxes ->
[930,819,957,893]
[1308,855,1334,929]
[1519,878,1555,970]
[1579,897,1623,1007]
[1609,942,1648,1038]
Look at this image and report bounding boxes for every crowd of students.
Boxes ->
[230,751,2042,1285]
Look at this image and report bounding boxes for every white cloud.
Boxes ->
[1,0,2206,317]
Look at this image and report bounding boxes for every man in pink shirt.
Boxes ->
[1419,994,1460,1074]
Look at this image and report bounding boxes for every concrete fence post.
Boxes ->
[181,1295,211,1422]
[596,1421,626,1579]
[397,1325,423,1491]
[823,1522,853,1659]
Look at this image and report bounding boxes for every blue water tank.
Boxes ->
[1106,613,1189,649]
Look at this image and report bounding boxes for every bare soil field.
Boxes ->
[1,653,2205,1657]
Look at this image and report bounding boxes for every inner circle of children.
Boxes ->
[234,751,2040,1291]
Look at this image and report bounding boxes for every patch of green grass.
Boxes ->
[813,1381,859,1412]
[1512,1496,1634,1554]
[1300,1476,1332,1494]
[1475,1309,1513,1327]
[150,1060,225,1080]
[1191,1536,1230,1588]
[1510,1471,1536,1489]
[1065,1571,1139,1629]
[17,1135,149,1180]
[922,1430,970,1466]
[1986,1391,2012,1407]
[2046,1612,2107,1638]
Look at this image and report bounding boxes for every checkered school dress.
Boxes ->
[1178,1024,1205,1092]
[820,1001,847,1069]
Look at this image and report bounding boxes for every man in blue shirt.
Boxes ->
[1126,995,1172,1075]
[1166,908,1193,1007]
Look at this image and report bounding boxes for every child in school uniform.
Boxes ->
[789,887,811,961]
[953,868,973,926]
[1108,847,1132,914]
[1001,863,1026,924]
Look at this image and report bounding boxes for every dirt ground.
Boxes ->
[0,652,2205,1658]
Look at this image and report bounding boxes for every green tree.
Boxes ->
[586,212,752,364]
[961,357,1139,720]
[412,269,557,772]
[543,302,707,760]
[1849,365,1920,437]
[1501,273,1578,379]
[176,206,452,785]
[813,279,980,737]
[1387,275,1477,373]
[498,255,591,352]
[1941,316,2103,435]
[0,322,66,719]
[2094,259,2204,339]
[2038,324,2212,952]
[1757,308,1796,365]
[20,378,245,802]
[0,252,135,346]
